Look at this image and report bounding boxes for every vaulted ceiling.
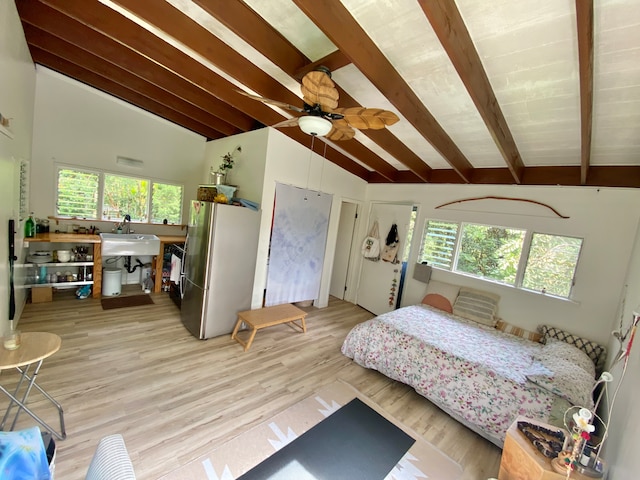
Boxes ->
[16,0,640,187]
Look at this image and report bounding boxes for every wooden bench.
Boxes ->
[231,303,307,351]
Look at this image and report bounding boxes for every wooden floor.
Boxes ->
[6,287,502,479]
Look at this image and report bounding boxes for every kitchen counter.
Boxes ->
[24,233,186,298]
[25,233,103,298]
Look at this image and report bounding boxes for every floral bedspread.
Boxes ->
[341,304,572,446]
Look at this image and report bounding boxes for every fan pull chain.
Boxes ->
[318,141,327,196]
[305,135,316,201]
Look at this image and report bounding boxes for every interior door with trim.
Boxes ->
[356,203,413,316]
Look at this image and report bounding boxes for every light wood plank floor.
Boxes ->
[5,287,501,479]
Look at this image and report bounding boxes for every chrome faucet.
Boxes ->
[122,214,131,234]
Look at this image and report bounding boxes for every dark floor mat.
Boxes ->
[238,397,415,480]
[101,295,154,310]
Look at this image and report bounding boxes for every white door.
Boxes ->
[329,201,358,299]
[356,203,413,316]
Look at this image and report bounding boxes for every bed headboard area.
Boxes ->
[421,280,607,374]
[537,325,607,374]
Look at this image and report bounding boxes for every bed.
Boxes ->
[341,283,606,447]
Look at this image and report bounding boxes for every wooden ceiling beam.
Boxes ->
[576,0,594,185]
[419,0,524,184]
[30,48,225,140]
[17,1,255,133]
[23,25,241,137]
[192,0,310,75]
[106,0,398,181]
[293,0,474,182]
[32,0,369,180]
[195,0,430,182]
[293,50,352,80]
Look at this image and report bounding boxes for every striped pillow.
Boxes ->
[452,287,500,326]
[495,319,542,343]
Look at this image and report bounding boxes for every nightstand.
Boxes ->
[498,417,592,480]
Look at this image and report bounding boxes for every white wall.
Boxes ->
[604,221,640,479]
[202,128,368,309]
[31,67,207,235]
[201,128,269,204]
[364,183,640,346]
[0,0,36,328]
[260,129,367,309]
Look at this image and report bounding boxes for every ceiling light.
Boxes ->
[298,116,332,137]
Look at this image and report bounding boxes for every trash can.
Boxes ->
[102,268,122,296]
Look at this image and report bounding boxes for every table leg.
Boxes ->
[0,360,66,440]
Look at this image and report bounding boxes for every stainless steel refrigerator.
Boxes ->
[180,200,260,339]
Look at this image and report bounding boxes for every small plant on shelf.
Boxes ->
[218,152,234,173]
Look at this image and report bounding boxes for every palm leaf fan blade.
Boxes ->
[301,71,339,111]
[271,117,300,128]
[333,107,399,129]
[326,119,355,141]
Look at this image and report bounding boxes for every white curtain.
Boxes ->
[266,183,333,306]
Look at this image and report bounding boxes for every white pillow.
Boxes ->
[535,339,596,379]
[452,287,500,327]
[527,356,595,408]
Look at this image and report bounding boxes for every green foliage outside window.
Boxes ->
[152,183,183,224]
[57,169,99,219]
[522,233,582,297]
[457,224,525,285]
[103,174,149,222]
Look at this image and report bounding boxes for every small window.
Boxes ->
[55,165,183,224]
[418,220,459,269]
[418,217,583,299]
[56,168,99,219]
[522,233,583,297]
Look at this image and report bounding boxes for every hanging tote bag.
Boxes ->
[381,223,400,264]
[361,220,381,261]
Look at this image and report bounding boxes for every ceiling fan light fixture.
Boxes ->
[298,116,332,137]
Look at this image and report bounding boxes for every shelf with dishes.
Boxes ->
[19,261,94,289]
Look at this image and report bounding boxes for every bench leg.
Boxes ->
[244,327,259,351]
[231,317,243,340]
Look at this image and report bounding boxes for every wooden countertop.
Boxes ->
[157,235,186,243]
[26,233,102,243]
[26,233,186,243]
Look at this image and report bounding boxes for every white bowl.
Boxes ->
[56,250,72,262]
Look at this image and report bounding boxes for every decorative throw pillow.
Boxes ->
[535,339,596,379]
[452,287,500,327]
[527,356,596,408]
[538,325,606,373]
[495,319,543,343]
[421,281,460,313]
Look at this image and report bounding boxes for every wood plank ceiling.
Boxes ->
[16,0,640,187]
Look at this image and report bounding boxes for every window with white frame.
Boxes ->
[56,166,183,225]
[418,219,583,299]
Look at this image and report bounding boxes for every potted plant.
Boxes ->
[210,151,234,185]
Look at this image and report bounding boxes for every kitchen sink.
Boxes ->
[100,233,161,256]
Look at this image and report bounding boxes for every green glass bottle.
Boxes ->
[24,213,35,238]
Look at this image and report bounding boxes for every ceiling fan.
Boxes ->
[237,66,399,141]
